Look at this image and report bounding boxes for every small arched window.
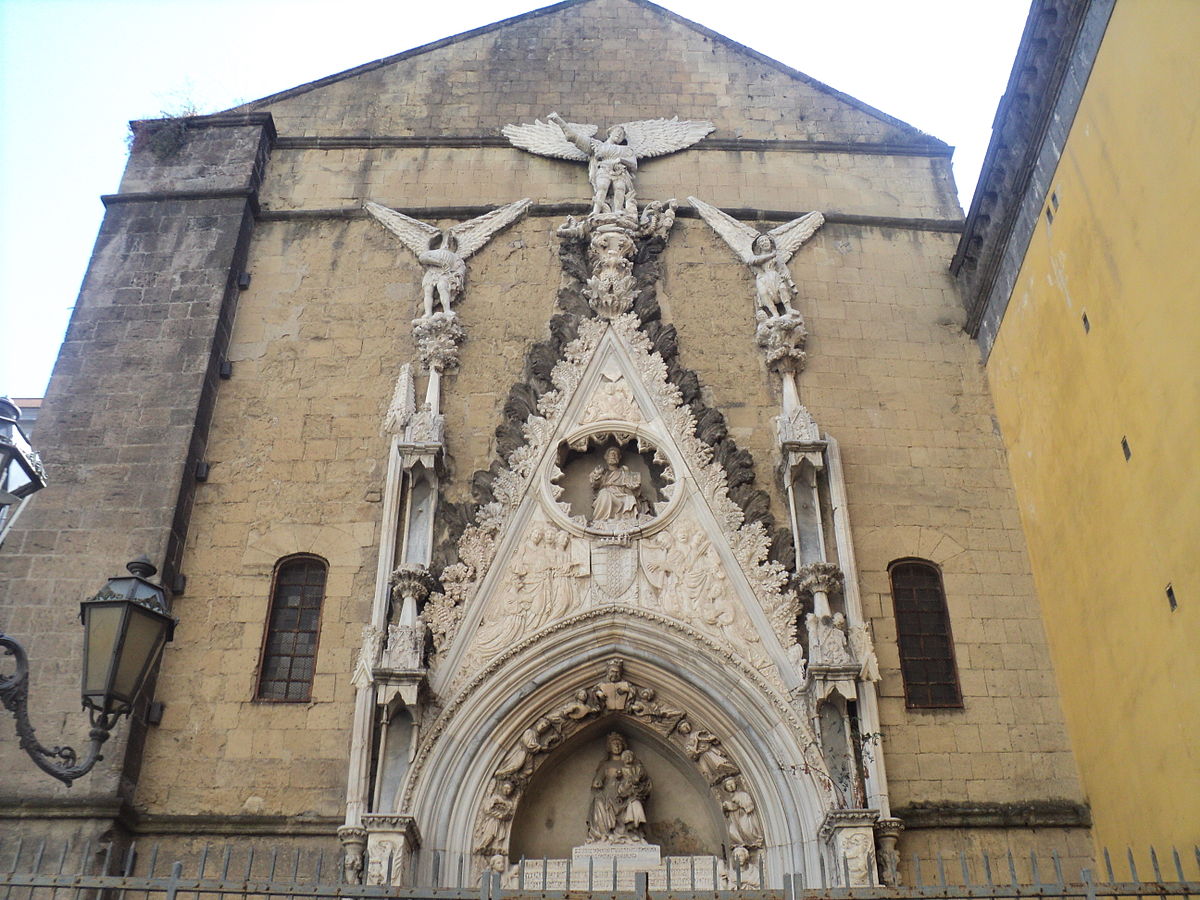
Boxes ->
[888,559,962,709]
[256,555,327,701]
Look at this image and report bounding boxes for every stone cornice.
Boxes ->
[951,0,1114,347]
[273,135,952,157]
[894,800,1092,830]
[258,203,963,234]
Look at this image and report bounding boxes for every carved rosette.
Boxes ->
[471,659,764,864]
[412,312,466,372]
[754,309,808,374]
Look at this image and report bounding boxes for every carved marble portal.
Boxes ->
[474,660,763,867]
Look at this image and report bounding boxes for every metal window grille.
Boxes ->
[256,556,327,701]
[890,560,962,709]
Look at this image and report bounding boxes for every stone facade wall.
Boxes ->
[2,0,1086,870]
[242,0,933,146]
[0,116,271,813]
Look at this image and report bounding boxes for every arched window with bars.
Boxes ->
[256,554,327,702]
[888,558,962,709]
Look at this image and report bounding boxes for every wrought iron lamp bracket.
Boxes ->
[0,633,114,785]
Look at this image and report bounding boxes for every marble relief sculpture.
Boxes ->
[504,114,713,216]
[471,659,771,868]
[364,200,532,318]
[590,446,644,522]
[686,197,824,318]
[587,733,652,843]
[365,199,531,417]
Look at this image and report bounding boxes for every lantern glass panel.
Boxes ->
[82,603,122,697]
[112,605,167,701]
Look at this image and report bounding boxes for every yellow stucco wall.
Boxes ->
[984,0,1200,850]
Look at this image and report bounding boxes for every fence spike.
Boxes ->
[912,854,922,888]
[1172,847,1184,882]
[1127,847,1139,882]
[983,852,993,887]
[1082,868,1096,900]
[219,845,232,881]
[1103,848,1114,883]
[268,848,278,881]
[7,837,23,874]
[33,839,46,874]
[1007,850,1018,888]
[1031,850,1040,886]
[759,851,766,889]
[936,852,947,887]
[542,856,548,892]
[842,853,850,889]
[712,856,719,892]
[246,847,257,882]
[518,856,525,892]
[1194,846,1199,877]
[589,855,595,891]
[1052,849,1064,888]
[313,851,323,884]
[145,843,157,878]
[55,841,70,875]
[819,853,827,889]
[1151,847,1162,882]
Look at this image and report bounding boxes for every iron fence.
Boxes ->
[1,838,1197,900]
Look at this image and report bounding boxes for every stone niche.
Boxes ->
[552,436,670,530]
[508,718,726,861]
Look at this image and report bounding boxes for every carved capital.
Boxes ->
[337,826,368,885]
[796,562,844,595]
[874,817,904,886]
[390,564,436,606]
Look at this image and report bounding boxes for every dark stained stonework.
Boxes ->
[431,227,793,581]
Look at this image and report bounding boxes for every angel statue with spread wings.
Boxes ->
[503,113,713,216]
[688,197,825,317]
[364,199,532,317]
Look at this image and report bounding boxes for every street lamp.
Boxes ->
[1,557,177,784]
[0,397,46,545]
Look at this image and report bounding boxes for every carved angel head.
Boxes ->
[606,124,627,144]
[752,233,776,254]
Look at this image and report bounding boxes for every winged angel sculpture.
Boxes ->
[688,197,824,317]
[503,114,713,216]
[364,199,532,317]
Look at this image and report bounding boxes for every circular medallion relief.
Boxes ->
[542,428,679,537]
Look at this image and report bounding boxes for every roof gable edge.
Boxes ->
[228,0,949,149]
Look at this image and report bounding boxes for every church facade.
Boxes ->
[1,0,1094,885]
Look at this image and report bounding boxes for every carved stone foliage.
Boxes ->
[438,312,796,682]
[471,660,764,862]
[557,201,679,319]
[425,561,471,656]
[447,205,792,597]
[754,309,809,376]
[412,312,466,374]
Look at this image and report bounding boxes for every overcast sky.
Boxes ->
[0,0,1030,399]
